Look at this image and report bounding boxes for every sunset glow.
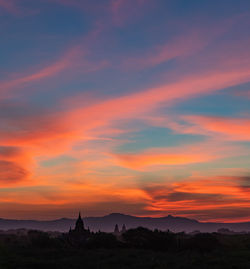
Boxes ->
[0,0,250,222]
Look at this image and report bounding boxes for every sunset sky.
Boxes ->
[0,0,250,222]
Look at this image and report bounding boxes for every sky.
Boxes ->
[0,0,250,222]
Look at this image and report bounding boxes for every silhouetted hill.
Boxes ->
[0,213,249,233]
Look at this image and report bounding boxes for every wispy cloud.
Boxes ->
[0,45,108,99]
[1,0,250,220]
[0,0,20,14]
[160,115,250,141]
[141,175,250,221]
[0,46,81,96]
[112,141,242,170]
[1,59,250,177]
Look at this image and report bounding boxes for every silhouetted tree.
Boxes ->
[123,227,176,250]
[185,233,219,252]
[87,232,120,248]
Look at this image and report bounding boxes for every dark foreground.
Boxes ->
[1,228,250,269]
[1,248,250,269]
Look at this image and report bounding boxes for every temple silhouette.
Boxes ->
[68,212,127,244]
[68,212,91,244]
[113,223,127,236]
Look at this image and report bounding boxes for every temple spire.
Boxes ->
[121,224,126,233]
[114,224,119,234]
[75,211,84,232]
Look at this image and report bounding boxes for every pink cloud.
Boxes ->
[166,115,250,141]
[0,0,19,14]
[123,30,210,70]
[1,50,249,195]
[0,45,108,99]
[233,89,250,99]
[0,46,81,96]
[2,59,250,151]
[112,141,242,170]
[67,63,250,127]
[122,15,242,70]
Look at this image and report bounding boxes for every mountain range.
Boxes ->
[0,213,249,233]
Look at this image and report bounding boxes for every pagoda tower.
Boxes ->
[74,212,85,232]
[114,224,119,234]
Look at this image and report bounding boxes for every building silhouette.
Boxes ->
[68,212,90,244]
[68,213,128,244]
[113,224,127,237]
[114,224,119,234]
[74,212,85,232]
[121,224,127,233]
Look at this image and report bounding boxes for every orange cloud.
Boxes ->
[168,115,250,141]
[65,62,250,132]
[115,152,213,169]
[0,146,32,165]
[2,61,250,168]
[0,161,29,184]
[142,176,250,222]
[112,141,241,170]
[115,152,213,170]
[0,146,33,185]
[0,177,150,209]
[1,42,249,214]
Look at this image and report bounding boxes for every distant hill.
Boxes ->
[0,213,249,233]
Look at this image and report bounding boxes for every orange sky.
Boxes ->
[0,0,250,222]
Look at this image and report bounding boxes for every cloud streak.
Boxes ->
[0,160,29,184]
[113,141,238,170]
[0,46,82,97]
[158,115,250,141]
[0,0,250,221]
